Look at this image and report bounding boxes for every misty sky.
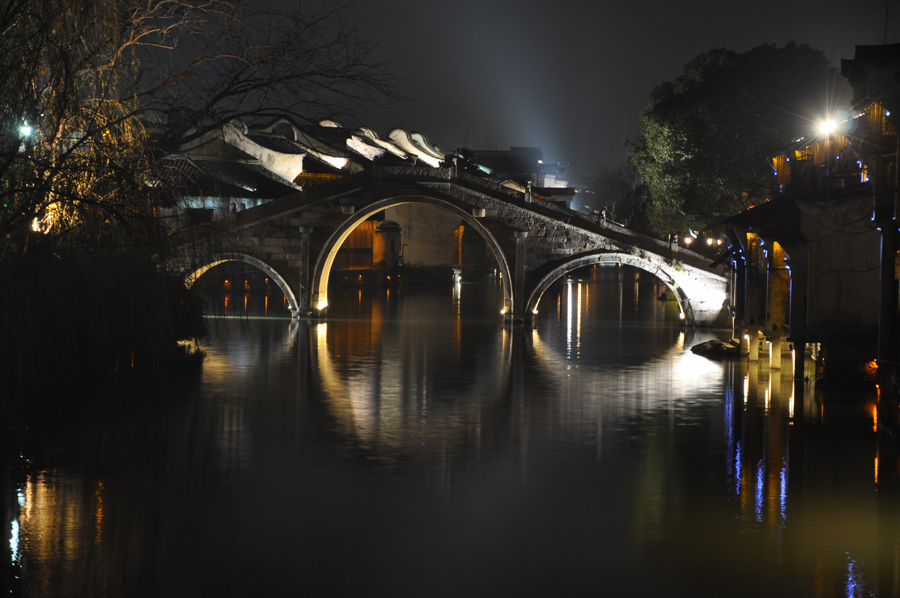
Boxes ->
[355,0,886,178]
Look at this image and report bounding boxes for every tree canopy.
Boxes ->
[629,43,850,237]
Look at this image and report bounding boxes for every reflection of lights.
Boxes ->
[779,461,787,519]
[577,282,582,357]
[10,519,19,563]
[875,448,879,485]
[846,555,863,597]
[756,460,764,522]
[789,386,794,421]
[870,401,878,433]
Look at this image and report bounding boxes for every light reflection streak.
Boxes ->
[779,460,787,519]
[789,384,795,421]
[9,519,19,563]
[725,383,734,487]
[576,282,582,359]
[846,555,863,597]
[94,480,104,545]
[875,448,879,486]
[756,460,764,522]
[735,441,742,495]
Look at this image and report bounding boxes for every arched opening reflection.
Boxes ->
[311,307,512,458]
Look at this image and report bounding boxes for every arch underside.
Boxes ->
[311,195,515,313]
[526,252,694,325]
[184,252,300,314]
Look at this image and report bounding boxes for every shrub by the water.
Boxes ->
[0,253,205,406]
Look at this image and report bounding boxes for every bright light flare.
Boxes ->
[818,119,836,135]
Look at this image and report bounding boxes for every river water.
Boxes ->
[3,264,899,597]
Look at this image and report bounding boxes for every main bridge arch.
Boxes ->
[527,251,726,327]
[311,195,515,313]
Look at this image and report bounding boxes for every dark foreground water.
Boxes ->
[4,265,899,597]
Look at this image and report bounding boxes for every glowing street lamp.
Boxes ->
[818,119,836,135]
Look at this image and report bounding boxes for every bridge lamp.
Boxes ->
[19,124,32,137]
[500,307,507,315]
[684,236,693,246]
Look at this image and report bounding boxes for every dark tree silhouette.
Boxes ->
[629,43,850,237]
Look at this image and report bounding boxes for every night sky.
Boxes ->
[356,0,884,178]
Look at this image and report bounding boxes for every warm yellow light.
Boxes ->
[819,119,836,135]
[706,238,713,245]
[500,307,507,315]
[679,311,685,320]
[532,309,538,315]
[317,300,328,311]
[684,237,692,245]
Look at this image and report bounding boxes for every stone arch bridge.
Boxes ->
[164,166,730,326]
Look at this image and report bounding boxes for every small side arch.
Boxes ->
[526,252,694,325]
[310,196,514,313]
[184,252,299,315]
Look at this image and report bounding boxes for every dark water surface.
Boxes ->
[4,265,899,597]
